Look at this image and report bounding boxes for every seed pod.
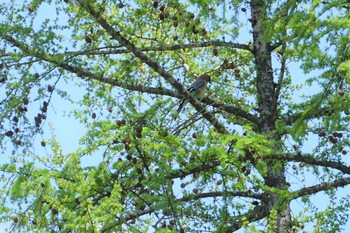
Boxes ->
[159,4,166,12]
[85,35,92,43]
[12,116,19,123]
[212,48,219,56]
[47,85,54,92]
[23,98,29,105]
[5,131,14,137]
[27,5,33,12]
[152,0,158,8]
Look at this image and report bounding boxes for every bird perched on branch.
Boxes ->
[177,74,211,113]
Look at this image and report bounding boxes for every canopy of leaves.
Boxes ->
[0,0,349,232]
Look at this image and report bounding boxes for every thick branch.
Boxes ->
[294,177,350,199]
[207,99,259,125]
[263,154,350,174]
[77,0,230,134]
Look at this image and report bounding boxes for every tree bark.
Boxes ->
[250,0,292,231]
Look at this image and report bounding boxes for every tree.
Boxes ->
[0,0,349,232]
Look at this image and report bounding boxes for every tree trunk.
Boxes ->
[250,0,292,231]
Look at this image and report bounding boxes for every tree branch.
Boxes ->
[1,34,182,98]
[62,41,251,57]
[275,43,286,103]
[294,177,350,199]
[166,160,220,179]
[177,190,264,202]
[2,34,260,127]
[282,107,331,125]
[263,154,350,174]
[77,0,230,134]
[224,204,269,233]
[207,99,260,125]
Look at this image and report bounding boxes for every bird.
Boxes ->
[177,74,211,113]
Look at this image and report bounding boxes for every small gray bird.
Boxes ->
[177,74,211,113]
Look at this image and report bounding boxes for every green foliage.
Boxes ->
[0,0,349,232]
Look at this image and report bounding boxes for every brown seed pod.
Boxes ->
[23,98,29,105]
[5,131,14,137]
[122,137,131,144]
[85,35,92,43]
[159,4,166,12]
[47,85,53,92]
[212,48,219,56]
[152,0,158,8]
[12,116,19,123]
[244,167,251,175]
[201,28,207,36]
[337,90,345,96]
[27,5,33,12]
